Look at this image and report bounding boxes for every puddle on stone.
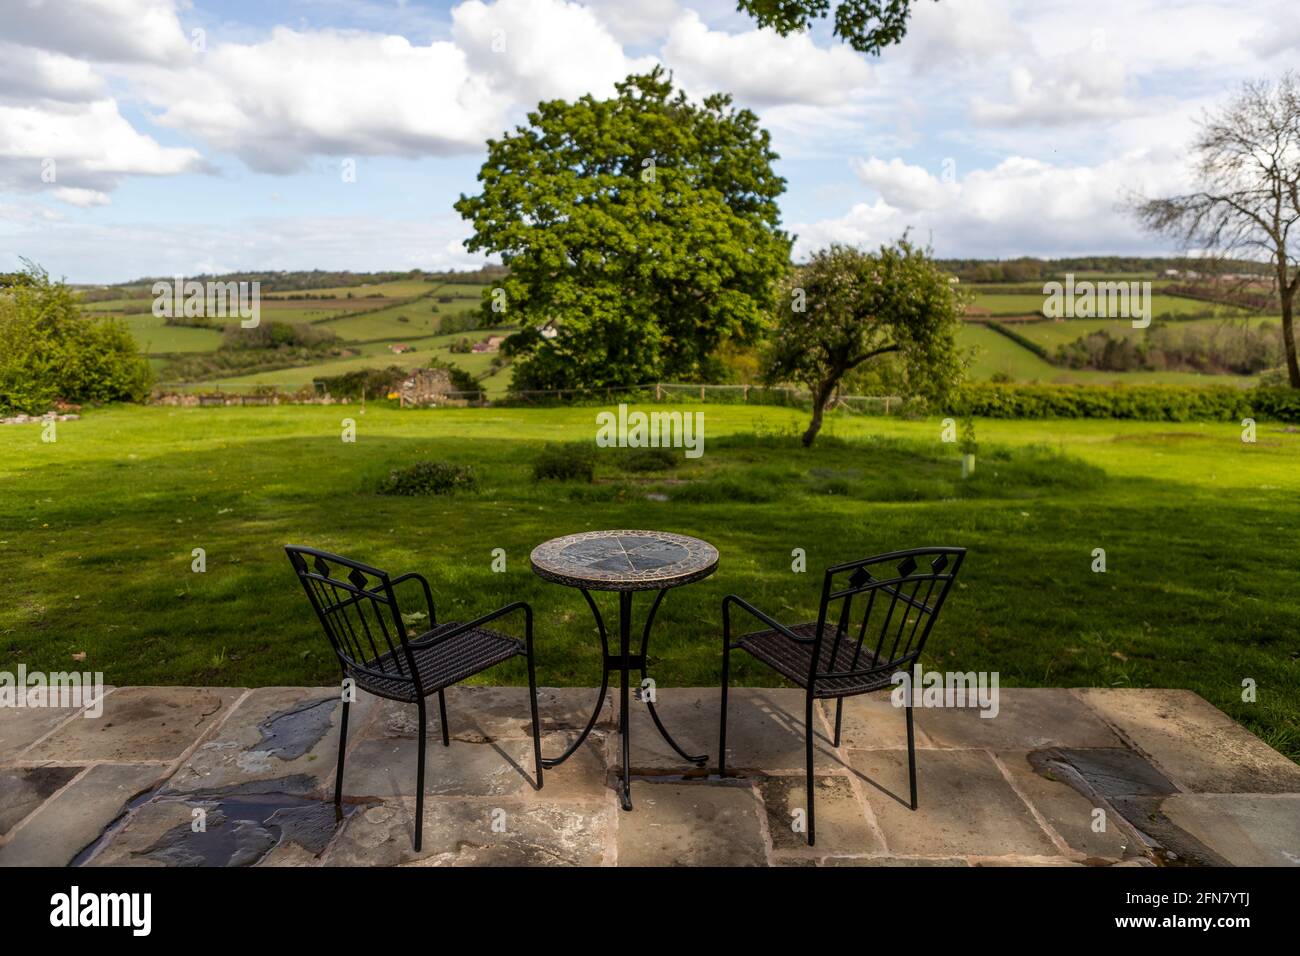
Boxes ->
[133,793,358,867]
[255,697,338,760]
[1029,748,1226,867]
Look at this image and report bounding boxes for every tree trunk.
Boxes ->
[802,385,832,447]
[1281,290,1300,388]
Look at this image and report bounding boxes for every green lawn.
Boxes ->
[2,403,1296,759]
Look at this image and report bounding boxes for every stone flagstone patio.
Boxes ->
[1,686,1297,867]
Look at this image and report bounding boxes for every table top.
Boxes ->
[530,530,719,592]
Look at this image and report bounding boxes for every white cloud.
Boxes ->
[0,43,107,102]
[662,10,872,107]
[580,0,680,46]
[0,98,204,200]
[50,186,111,207]
[2,0,191,63]
[852,156,958,210]
[900,0,1028,72]
[146,28,507,173]
[794,151,1190,259]
[970,59,1135,127]
[452,0,656,104]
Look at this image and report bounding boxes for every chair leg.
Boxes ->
[525,645,544,791]
[438,689,450,747]
[805,691,816,846]
[718,640,731,777]
[333,698,350,806]
[905,698,918,810]
[414,698,427,852]
[833,697,843,748]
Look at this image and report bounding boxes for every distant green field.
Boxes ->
[203,327,512,395]
[1012,314,1280,351]
[315,284,486,341]
[967,290,1250,319]
[958,323,1258,388]
[88,275,1267,394]
[117,314,224,354]
[262,279,441,299]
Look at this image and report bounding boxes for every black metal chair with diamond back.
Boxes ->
[718,546,966,846]
[284,545,543,851]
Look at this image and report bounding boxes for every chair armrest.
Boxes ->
[390,571,436,623]
[408,601,532,648]
[722,595,811,644]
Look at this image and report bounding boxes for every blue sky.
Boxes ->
[1,0,1295,282]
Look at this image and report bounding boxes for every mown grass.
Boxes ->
[1,404,1297,759]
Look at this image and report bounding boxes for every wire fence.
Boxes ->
[150,380,905,413]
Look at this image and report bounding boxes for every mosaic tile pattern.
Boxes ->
[530,530,718,591]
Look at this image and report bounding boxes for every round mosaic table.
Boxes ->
[531,530,719,810]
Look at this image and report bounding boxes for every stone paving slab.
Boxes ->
[847,749,1065,859]
[344,730,602,800]
[1160,794,1300,867]
[994,751,1134,861]
[918,688,1123,750]
[21,687,244,763]
[0,764,166,866]
[614,782,768,866]
[758,775,884,855]
[165,686,375,796]
[1076,688,1300,793]
[324,797,611,867]
[709,687,843,772]
[0,685,1294,867]
[0,766,81,835]
[0,688,115,763]
[818,693,933,750]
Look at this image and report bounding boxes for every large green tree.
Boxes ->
[737,0,935,54]
[455,68,791,391]
[767,240,966,446]
[0,264,152,415]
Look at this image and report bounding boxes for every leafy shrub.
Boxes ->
[618,446,679,472]
[317,366,408,399]
[221,320,338,350]
[377,460,477,496]
[0,263,152,414]
[532,442,596,481]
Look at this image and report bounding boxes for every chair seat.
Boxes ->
[349,621,524,702]
[737,622,898,698]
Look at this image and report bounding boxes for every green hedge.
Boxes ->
[949,383,1300,422]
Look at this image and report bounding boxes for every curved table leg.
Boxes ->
[617,591,633,810]
[540,588,610,769]
[638,589,708,766]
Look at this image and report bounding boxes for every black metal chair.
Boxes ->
[285,545,543,851]
[718,547,966,846]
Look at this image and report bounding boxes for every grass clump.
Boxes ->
[533,442,597,482]
[378,460,477,496]
[617,446,680,472]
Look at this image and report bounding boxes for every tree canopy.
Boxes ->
[766,240,967,446]
[455,68,791,391]
[736,0,935,54]
[0,264,152,415]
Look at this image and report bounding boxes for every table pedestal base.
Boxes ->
[541,588,707,811]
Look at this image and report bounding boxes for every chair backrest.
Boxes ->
[284,545,418,687]
[810,547,966,685]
